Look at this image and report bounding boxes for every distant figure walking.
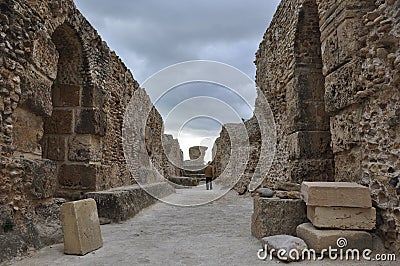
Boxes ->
[205,162,214,190]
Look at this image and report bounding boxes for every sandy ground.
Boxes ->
[7,185,397,266]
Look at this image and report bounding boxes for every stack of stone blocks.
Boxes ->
[297,182,376,253]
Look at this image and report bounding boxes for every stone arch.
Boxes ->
[43,22,104,198]
[286,0,334,183]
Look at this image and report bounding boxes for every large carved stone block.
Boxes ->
[296,223,372,254]
[290,71,325,102]
[288,159,334,184]
[75,109,107,136]
[82,86,105,108]
[251,197,307,239]
[288,131,333,160]
[308,206,376,230]
[85,183,175,222]
[43,135,67,161]
[52,84,81,107]
[58,164,99,190]
[301,182,372,208]
[287,100,330,134]
[68,135,102,162]
[325,59,362,112]
[45,109,74,134]
[60,199,103,255]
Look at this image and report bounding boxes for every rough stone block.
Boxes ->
[59,164,99,190]
[251,197,308,239]
[325,59,362,112]
[320,27,338,75]
[308,206,376,230]
[288,159,334,184]
[21,158,57,199]
[21,68,53,116]
[82,86,105,108]
[290,70,325,102]
[12,108,43,156]
[296,223,372,254]
[45,109,74,134]
[168,176,199,188]
[75,109,106,136]
[52,84,81,107]
[43,135,66,161]
[288,131,333,160]
[31,30,58,80]
[68,135,102,162]
[60,199,103,255]
[85,182,175,222]
[301,182,372,208]
[330,105,362,154]
[287,100,330,134]
[334,148,362,183]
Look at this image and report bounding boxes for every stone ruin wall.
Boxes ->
[0,0,182,261]
[253,0,399,251]
[213,116,261,194]
[317,0,400,251]
[162,134,183,178]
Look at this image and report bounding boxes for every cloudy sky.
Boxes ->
[74,0,280,160]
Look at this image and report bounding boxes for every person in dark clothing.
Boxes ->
[205,161,214,190]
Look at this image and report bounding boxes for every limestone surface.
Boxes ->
[308,206,376,230]
[296,223,372,254]
[301,182,372,208]
[60,199,103,255]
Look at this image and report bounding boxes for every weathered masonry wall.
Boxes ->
[213,117,261,195]
[255,0,400,251]
[0,0,181,262]
[255,0,334,189]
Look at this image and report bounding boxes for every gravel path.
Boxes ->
[9,186,395,266]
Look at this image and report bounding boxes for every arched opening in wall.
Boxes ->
[286,0,334,183]
[43,23,102,198]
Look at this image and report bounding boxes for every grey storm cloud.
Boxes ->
[74,0,280,82]
[74,0,280,158]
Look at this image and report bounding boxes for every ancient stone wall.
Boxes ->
[162,134,183,178]
[213,117,261,194]
[0,0,182,261]
[316,0,399,250]
[252,0,400,251]
[255,0,334,189]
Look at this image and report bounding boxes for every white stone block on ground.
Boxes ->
[296,223,372,254]
[60,198,103,255]
[308,206,376,230]
[301,182,372,207]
